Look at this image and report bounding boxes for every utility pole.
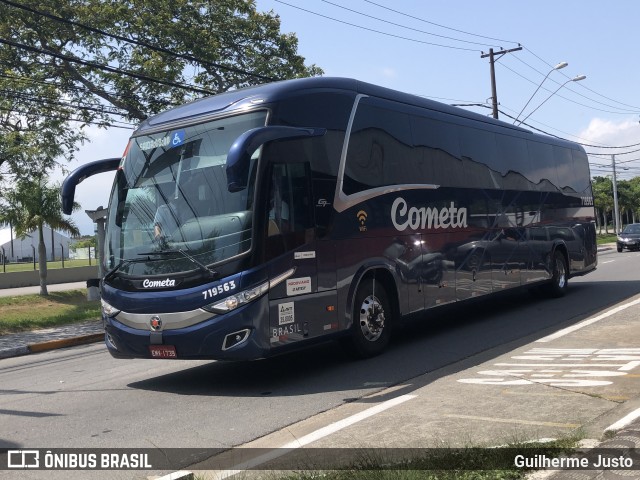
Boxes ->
[481,46,523,119]
[612,154,620,233]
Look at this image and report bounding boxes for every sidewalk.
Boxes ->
[0,319,103,359]
[0,280,88,297]
[0,281,104,359]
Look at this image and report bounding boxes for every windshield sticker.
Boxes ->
[137,130,185,152]
[138,136,171,152]
[171,130,185,148]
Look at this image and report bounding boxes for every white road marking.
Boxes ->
[536,297,640,343]
[443,414,579,428]
[601,260,615,264]
[211,394,417,478]
[459,349,640,387]
[605,407,640,432]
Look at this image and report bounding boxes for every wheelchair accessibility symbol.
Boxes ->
[171,130,185,147]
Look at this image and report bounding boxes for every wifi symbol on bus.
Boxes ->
[357,210,368,231]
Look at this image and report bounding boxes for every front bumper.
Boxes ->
[617,239,640,250]
[103,294,270,361]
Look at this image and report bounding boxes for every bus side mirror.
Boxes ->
[226,126,325,192]
[61,158,120,214]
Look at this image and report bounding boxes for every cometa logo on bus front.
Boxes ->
[142,278,176,288]
[391,197,468,231]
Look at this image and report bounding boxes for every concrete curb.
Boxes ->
[0,333,104,359]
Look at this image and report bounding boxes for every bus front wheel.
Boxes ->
[348,280,392,358]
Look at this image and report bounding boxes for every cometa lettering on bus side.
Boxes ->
[391,197,467,231]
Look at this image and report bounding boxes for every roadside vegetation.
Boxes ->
[0,258,94,273]
[0,290,99,335]
[597,233,617,245]
[196,437,582,480]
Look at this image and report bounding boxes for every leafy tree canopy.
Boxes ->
[0,0,322,192]
[0,0,323,125]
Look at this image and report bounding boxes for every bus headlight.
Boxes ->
[101,299,120,317]
[203,281,269,314]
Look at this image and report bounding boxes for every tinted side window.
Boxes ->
[496,134,533,191]
[554,146,575,193]
[411,115,464,188]
[527,140,559,191]
[271,93,354,178]
[459,127,501,190]
[570,149,592,195]
[343,99,414,195]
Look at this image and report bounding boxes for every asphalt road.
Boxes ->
[2,247,640,479]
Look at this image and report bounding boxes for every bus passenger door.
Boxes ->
[263,162,327,345]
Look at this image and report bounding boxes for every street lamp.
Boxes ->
[513,61,568,124]
[515,74,587,126]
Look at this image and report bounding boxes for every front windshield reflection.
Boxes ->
[104,111,267,277]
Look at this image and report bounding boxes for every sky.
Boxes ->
[59,0,640,235]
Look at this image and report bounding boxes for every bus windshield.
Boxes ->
[104,110,267,278]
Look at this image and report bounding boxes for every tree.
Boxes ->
[0,0,323,125]
[592,176,613,233]
[70,236,97,251]
[617,180,634,229]
[1,0,322,201]
[0,177,80,295]
[0,70,87,192]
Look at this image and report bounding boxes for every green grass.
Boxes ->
[221,437,583,480]
[0,259,95,273]
[0,290,100,334]
[597,233,617,245]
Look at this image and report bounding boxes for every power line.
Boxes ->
[0,88,130,117]
[510,54,640,114]
[0,73,178,107]
[274,0,479,51]
[472,104,640,153]
[587,147,640,156]
[363,0,518,45]
[321,0,499,48]
[0,106,134,129]
[0,37,214,96]
[523,46,640,112]
[0,0,277,83]
[498,61,640,116]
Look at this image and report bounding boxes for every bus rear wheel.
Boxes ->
[544,250,568,298]
[347,280,392,358]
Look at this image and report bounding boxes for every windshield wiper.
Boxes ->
[138,248,218,278]
[103,257,154,282]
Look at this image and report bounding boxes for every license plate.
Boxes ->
[149,345,177,359]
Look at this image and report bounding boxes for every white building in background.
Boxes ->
[0,226,73,263]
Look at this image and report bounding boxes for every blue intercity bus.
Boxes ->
[62,77,597,360]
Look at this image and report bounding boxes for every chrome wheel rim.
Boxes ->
[359,294,385,342]
[557,258,566,289]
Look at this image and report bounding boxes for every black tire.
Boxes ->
[617,245,623,252]
[347,280,392,358]
[544,250,568,298]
